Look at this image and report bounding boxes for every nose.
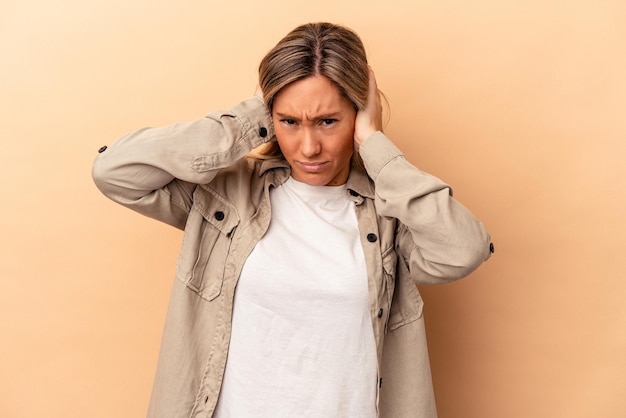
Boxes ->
[300,128,321,158]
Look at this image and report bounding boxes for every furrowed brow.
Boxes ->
[275,112,298,120]
[275,112,342,122]
[315,112,341,120]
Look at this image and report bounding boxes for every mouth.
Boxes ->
[296,161,328,173]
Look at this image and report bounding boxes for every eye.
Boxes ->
[321,118,337,126]
[280,118,297,126]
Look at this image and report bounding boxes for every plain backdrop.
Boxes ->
[1,0,625,417]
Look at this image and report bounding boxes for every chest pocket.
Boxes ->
[381,246,398,320]
[175,187,239,301]
[387,254,424,331]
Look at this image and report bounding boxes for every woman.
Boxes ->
[93,22,493,418]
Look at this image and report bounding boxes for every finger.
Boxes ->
[366,67,383,129]
[368,66,378,96]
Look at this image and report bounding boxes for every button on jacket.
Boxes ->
[92,97,492,418]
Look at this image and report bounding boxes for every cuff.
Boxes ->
[226,96,275,143]
[358,131,405,180]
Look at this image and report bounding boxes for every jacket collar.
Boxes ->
[258,158,374,200]
[258,158,290,176]
[346,164,375,200]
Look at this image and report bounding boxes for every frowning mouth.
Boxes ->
[296,161,328,173]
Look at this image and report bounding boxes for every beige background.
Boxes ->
[1,0,625,416]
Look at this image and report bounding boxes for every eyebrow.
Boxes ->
[275,112,342,121]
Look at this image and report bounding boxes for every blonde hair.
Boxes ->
[254,22,369,165]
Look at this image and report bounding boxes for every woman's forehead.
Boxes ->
[272,75,354,117]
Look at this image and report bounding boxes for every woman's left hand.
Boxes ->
[354,66,383,150]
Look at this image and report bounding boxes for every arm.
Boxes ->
[92,97,274,229]
[359,133,492,283]
[355,68,492,283]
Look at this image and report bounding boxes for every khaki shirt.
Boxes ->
[92,97,492,417]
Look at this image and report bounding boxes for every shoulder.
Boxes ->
[195,157,290,203]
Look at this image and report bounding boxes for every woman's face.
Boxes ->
[271,75,356,186]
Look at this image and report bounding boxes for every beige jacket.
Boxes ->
[92,97,492,418]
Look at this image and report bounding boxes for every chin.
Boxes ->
[294,173,331,186]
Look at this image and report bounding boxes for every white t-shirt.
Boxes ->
[214,177,377,418]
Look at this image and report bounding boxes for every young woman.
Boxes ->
[93,22,493,418]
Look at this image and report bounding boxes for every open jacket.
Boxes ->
[92,97,493,418]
